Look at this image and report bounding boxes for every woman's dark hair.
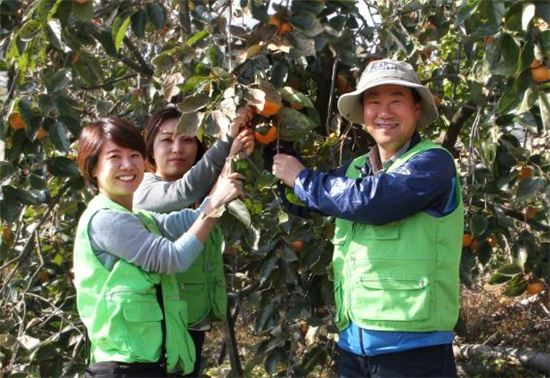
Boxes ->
[77,117,146,192]
[143,107,206,172]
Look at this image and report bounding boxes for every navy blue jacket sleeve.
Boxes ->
[293,149,456,225]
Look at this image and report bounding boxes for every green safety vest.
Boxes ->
[332,141,463,332]
[73,194,195,374]
[176,226,227,326]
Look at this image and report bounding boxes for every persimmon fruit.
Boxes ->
[36,127,48,140]
[9,112,25,130]
[254,126,277,145]
[291,240,304,253]
[527,282,545,295]
[256,99,282,117]
[463,233,473,248]
[518,166,533,180]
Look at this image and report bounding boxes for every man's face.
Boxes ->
[362,84,421,159]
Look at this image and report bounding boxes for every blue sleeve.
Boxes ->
[293,149,456,225]
[280,162,352,218]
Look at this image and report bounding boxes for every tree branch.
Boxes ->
[454,343,550,375]
[80,74,137,90]
[123,37,153,75]
[442,100,477,156]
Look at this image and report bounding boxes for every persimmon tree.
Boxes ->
[0,0,548,376]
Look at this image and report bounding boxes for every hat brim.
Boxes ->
[337,79,438,129]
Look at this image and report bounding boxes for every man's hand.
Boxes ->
[228,105,254,138]
[272,153,305,188]
[228,128,255,157]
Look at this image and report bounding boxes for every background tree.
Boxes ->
[0,0,548,376]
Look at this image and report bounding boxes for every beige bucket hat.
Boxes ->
[337,59,438,129]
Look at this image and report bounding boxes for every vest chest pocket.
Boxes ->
[178,282,208,325]
[353,223,400,242]
[351,276,430,322]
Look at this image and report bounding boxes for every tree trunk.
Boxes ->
[454,343,550,374]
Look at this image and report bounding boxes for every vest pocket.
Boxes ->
[179,282,208,325]
[120,299,163,358]
[354,223,399,241]
[352,276,430,322]
[212,277,228,321]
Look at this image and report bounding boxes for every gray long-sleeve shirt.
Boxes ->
[88,200,209,274]
[133,138,231,213]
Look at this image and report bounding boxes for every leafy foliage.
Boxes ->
[0,0,548,376]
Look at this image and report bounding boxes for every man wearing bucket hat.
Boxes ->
[273,59,463,377]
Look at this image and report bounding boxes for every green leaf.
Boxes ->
[71,53,103,85]
[72,0,94,22]
[186,30,209,47]
[0,199,23,223]
[285,187,305,206]
[489,272,510,284]
[177,95,210,114]
[539,91,550,130]
[37,0,63,21]
[276,107,318,137]
[45,119,70,152]
[290,12,324,37]
[112,14,132,52]
[179,75,210,93]
[279,87,314,109]
[151,52,175,71]
[265,349,283,375]
[0,162,17,181]
[497,263,523,276]
[490,34,519,77]
[479,0,505,29]
[45,19,69,52]
[17,98,42,140]
[227,199,252,228]
[2,185,39,205]
[470,213,488,237]
[515,177,545,202]
[504,275,527,297]
[47,157,80,177]
[146,3,166,30]
[255,300,276,331]
[260,258,279,291]
[175,111,204,136]
[95,27,118,57]
[49,68,72,93]
[291,0,324,15]
[281,244,298,262]
[456,0,479,27]
[131,9,147,39]
[18,20,42,42]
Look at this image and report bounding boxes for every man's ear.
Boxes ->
[414,102,421,121]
